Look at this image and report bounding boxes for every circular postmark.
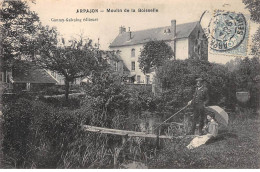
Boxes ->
[208,10,247,51]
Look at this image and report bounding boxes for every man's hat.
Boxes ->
[195,77,204,81]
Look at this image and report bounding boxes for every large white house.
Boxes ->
[109,20,208,84]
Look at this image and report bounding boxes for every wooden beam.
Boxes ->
[82,125,173,139]
[155,122,184,126]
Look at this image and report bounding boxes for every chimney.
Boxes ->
[171,20,176,32]
[119,26,126,34]
[128,27,132,40]
[171,20,176,59]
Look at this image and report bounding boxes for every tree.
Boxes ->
[225,57,242,72]
[243,0,260,58]
[35,35,106,100]
[1,0,40,69]
[234,57,260,84]
[243,0,260,23]
[251,28,260,58]
[155,59,232,108]
[138,40,174,73]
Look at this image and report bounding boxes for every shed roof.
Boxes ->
[12,66,58,84]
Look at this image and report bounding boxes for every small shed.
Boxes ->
[11,66,57,91]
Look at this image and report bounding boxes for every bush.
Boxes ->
[42,85,82,96]
[43,85,65,96]
[2,90,159,168]
[2,91,38,106]
[155,59,234,110]
[39,96,81,109]
[3,98,34,167]
[2,98,83,168]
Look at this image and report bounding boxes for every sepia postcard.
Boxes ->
[0,0,260,169]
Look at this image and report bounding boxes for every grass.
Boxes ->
[147,115,260,168]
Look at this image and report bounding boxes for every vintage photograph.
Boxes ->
[0,0,259,169]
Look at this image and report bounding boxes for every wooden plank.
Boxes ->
[82,125,173,139]
[155,122,184,126]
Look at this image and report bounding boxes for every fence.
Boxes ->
[125,84,152,92]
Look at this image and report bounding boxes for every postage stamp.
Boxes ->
[208,10,250,57]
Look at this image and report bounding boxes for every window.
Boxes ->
[1,72,4,82]
[114,62,118,71]
[137,75,140,83]
[198,45,201,55]
[131,48,135,57]
[6,72,10,83]
[131,61,135,71]
[198,30,200,38]
[146,75,150,84]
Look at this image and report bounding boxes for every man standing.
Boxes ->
[187,77,209,135]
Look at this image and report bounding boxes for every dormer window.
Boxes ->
[164,28,171,34]
[131,48,135,57]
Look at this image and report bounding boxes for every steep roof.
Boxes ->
[110,21,199,48]
[12,66,58,84]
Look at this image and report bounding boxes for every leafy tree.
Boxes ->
[35,35,107,100]
[243,0,260,58]
[234,57,260,86]
[0,0,40,69]
[0,0,108,101]
[233,57,260,108]
[243,0,260,23]
[251,28,260,58]
[225,57,242,72]
[138,40,174,73]
[155,59,232,109]
[0,0,60,87]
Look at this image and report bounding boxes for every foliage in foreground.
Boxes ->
[2,75,158,168]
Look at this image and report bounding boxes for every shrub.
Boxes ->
[2,93,158,168]
[2,98,83,168]
[43,85,65,96]
[39,96,81,109]
[155,59,233,110]
[3,98,34,167]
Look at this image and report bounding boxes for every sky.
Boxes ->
[28,0,259,64]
